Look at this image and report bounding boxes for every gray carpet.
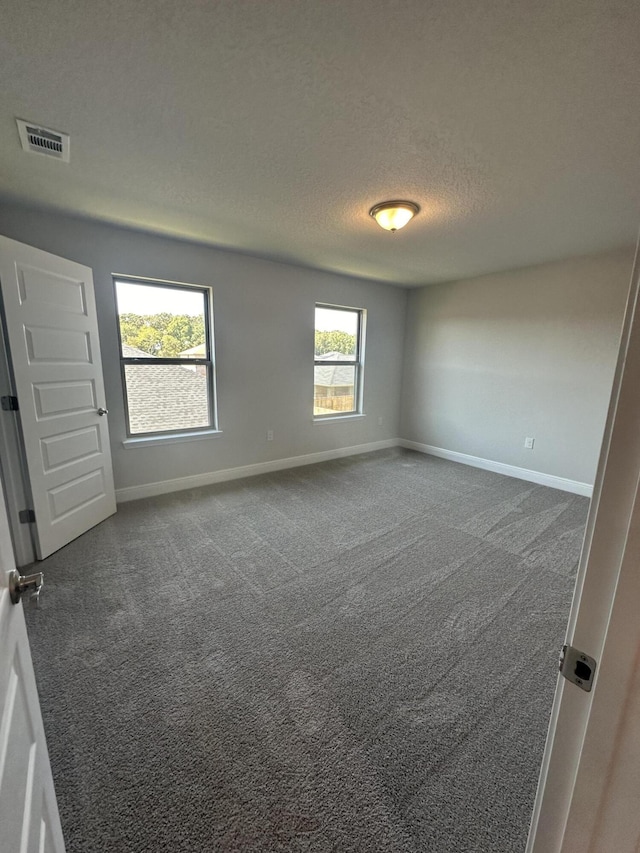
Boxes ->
[25,449,589,852]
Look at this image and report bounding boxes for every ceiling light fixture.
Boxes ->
[369,200,419,232]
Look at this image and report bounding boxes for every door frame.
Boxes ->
[527,237,640,850]
[0,313,35,567]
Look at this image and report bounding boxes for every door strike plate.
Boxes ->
[559,644,596,692]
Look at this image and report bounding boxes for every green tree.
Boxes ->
[315,329,356,356]
[159,334,183,357]
[132,325,163,355]
[119,313,206,357]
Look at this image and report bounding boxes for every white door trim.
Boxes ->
[0,317,35,567]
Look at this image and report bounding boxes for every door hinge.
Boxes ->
[559,644,597,692]
[1,395,19,411]
[19,509,35,524]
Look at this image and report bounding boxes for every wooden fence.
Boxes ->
[313,395,355,413]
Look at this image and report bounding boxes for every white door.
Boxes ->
[0,236,116,560]
[0,477,66,852]
[527,239,640,851]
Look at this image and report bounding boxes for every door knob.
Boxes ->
[97,407,108,416]
[8,569,44,607]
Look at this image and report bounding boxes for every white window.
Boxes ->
[314,303,365,417]
[114,277,217,436]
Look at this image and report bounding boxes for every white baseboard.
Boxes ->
[115,436,593,503]
[115,438,400,503]
[399,440,593,497]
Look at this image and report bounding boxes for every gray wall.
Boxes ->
[400,249,634,485]
[1,199,633,495]
[0,202,407,491]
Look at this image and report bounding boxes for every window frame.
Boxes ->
[113,275,217,438]
[313,302,365,420]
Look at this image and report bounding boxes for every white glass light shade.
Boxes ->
[369,201,419,231]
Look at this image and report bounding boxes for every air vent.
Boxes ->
[16,119,70,162]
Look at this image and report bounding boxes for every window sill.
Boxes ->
[313,413,366,424]
[122,429,223,449]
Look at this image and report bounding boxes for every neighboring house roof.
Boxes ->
[314,365,354,388]
[121,344,209,433]
[316,352,356,361]
[122,344,155,358]
[314,352,355,387]
[179,343,207,357]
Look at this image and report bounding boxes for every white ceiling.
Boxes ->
[1,0,639,286]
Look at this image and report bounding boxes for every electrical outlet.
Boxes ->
[524,436,535,449]
[378,416,383,426]
[267,430,274,441]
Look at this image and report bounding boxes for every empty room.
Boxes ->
[1,1,640,852]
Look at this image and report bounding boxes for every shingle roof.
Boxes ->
[179,343,207,357]
[314,365,354,387]
[314,352,356,388]
[122,344,210,433]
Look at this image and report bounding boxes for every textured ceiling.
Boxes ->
[1,0,639,286]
